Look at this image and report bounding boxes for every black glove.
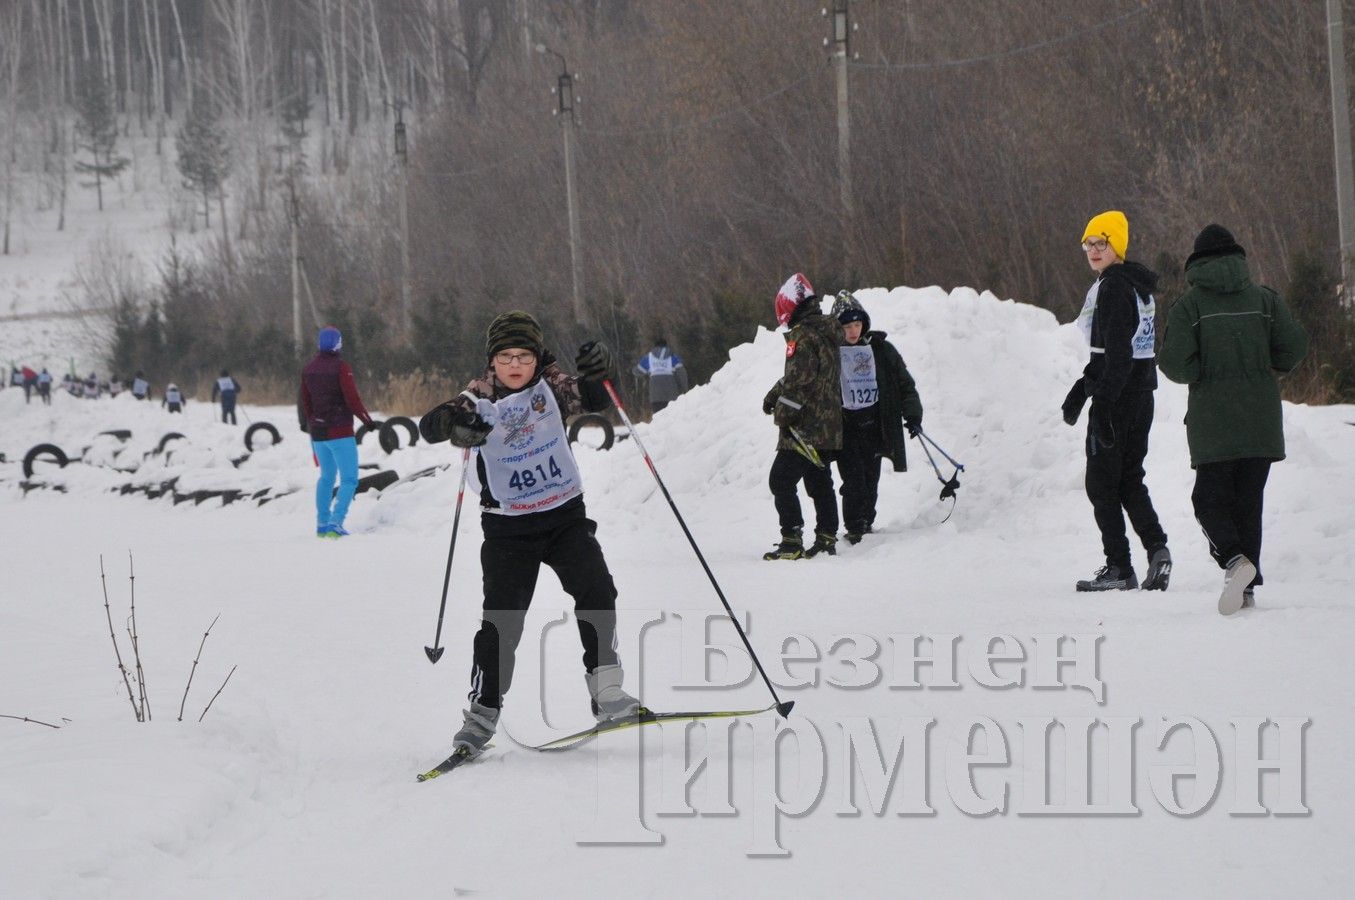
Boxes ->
[575,341,614,382]
[1062,380,1088,426]
[905,417,922,438]
[762,394,776,416]
[1087,399,1115,454]
[420,404,492,447]
[449,409,493,448]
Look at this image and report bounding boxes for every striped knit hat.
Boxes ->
[486,311,545,359]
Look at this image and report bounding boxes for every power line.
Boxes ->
[579,72,819,138]
[849,7,1150,72]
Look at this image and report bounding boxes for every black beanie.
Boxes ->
[1186,224,1246,267]
[486,311,545,359]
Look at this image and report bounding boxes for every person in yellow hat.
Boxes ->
[1061,210,1171,592]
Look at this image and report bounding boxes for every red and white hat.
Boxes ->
[775,272,815,327]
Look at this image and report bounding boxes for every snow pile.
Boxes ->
[3,285,1354,898]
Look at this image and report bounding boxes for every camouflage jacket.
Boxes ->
[763,306,844,452]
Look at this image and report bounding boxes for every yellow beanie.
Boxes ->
[1082,210,1129,260]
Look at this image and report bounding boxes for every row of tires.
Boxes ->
[17,422,283,479]
[16,414,618,481]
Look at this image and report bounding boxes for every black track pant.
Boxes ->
[221,393,237,424]
[769,448,839,535]
[1191,458,1270,587]
[469,515,620,709]
[1085,391,1167,570]
[836,427,882,533]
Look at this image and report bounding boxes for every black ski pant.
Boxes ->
[469,515,620,709]
[1084,391,1167,571]
[836,427,882,533]
[769,448,839,536]
[1191,458,1270,588]
[221,392,237,424]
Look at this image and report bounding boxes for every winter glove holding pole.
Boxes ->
[420,403,494,447]
[905,416,923,438]
[1062,378,1089,426]
[575,341,614,382]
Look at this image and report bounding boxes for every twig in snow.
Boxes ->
[179,614,221,722]
[198,665,237,722]
[1,714,63,729]
[100,555,142,721]
[127,552,151,721]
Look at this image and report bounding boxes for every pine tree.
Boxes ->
[73,70,130,212]
[176,102,231,229]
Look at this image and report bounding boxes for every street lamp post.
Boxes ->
[537,43,587,327]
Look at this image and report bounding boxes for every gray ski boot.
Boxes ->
[586,663,644,723]
[451,701,500,759]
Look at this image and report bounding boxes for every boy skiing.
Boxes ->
[761,273,844,560]
[418,311,642,759]
[830,291,924,543]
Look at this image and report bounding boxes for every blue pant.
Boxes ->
[313,436,359,528]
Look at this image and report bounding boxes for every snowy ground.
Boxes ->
[2,287,1353,898]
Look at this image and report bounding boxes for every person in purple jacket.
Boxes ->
[298,326,375,538]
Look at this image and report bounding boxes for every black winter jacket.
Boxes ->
[1081,260,1159,401]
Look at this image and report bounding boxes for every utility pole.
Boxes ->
[537,43,587,327]
[288,174,302,356]
[1327,0,1355,306]
[394,100,413,339]
[825,1,857,222]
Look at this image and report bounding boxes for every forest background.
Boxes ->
[1,0,1352,412]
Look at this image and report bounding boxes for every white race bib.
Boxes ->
[1079,282,1157,359]
[647,353,674,376]
[475,384,582,516]
[217,376,235,392]
[839,346,879,410]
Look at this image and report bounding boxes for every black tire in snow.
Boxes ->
[355,470,399,494]
[157,432,186,454]
[567,414,615,450]
[355,421,383,445]
[23,443,70,479]
[244,421,282,451]
[378,416,419,453]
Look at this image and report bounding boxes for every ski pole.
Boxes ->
[601,379,795,719]
[917,429,963,471]
[425,446,472,663]
[913,428,963,500]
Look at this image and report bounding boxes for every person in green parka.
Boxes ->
[1158,224,1309,615]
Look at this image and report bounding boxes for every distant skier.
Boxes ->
[761,273,844,560]
[298,326,375,538]
[131,371,150,400]
[37,368,53,405]
[162,382,186,413]
[634,338,689,415]
[212,369,241,424]
[418,310,643,760]
[1158,224,1309,614]
[84,372,99,399]
[830,291,924,544]
[1062,210,1171,592]
[108,375,124,397]
[21,365,37,403]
